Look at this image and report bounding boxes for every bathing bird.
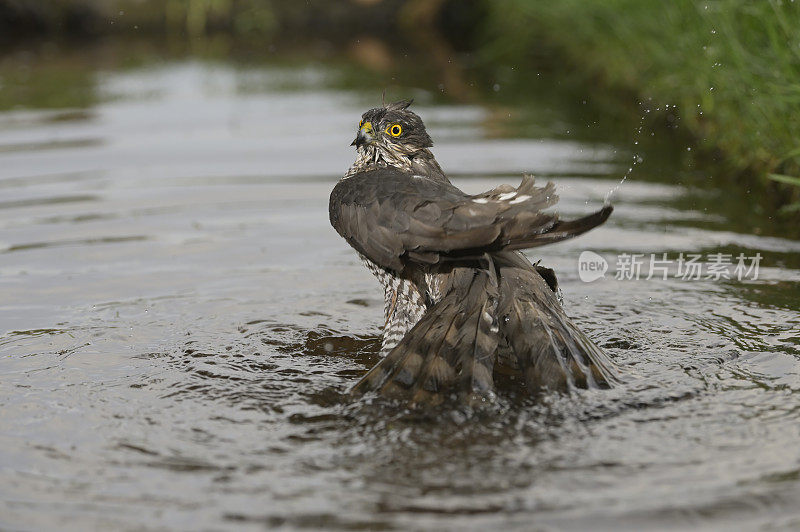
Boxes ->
[329,100,617,404]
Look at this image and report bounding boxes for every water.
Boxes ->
[2,46,800,531]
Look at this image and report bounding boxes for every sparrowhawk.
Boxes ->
[329,100,618,404]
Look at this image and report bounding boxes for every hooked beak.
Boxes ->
[351,121,374,148]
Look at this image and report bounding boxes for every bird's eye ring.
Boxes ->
[387,124,402,137]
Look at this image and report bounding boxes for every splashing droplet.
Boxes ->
[605,105,647,205]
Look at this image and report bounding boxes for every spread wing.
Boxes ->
[329,168,612,272]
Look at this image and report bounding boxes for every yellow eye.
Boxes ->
[359,119,363,128]
[386,124,402,137]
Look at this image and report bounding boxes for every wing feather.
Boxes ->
[351,264,500,405]
[330,168,610,272]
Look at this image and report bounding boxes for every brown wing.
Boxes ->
[350,263,500,405]
[493,251,620,391]
[351,251,620,403]
[329,168,611,272]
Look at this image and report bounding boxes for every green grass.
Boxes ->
[481,0,800,219]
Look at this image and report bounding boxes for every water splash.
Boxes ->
[604,102,660,206]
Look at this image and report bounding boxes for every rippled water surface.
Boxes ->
[2,48,800,531]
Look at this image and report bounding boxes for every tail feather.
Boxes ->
[352,250,619,404]
[494,251,619,392]
[351,263,500,404]
[452,271,498,396]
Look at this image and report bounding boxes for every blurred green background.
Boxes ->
[1,0,799,232]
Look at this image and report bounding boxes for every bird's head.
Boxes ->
[351,99,433,163]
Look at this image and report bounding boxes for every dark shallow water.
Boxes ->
[2,50,800,531]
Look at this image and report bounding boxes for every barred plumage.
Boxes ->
[331,100,618,404]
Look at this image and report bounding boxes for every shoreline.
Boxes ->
[1,0,798,235]
[479,0,800,233]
